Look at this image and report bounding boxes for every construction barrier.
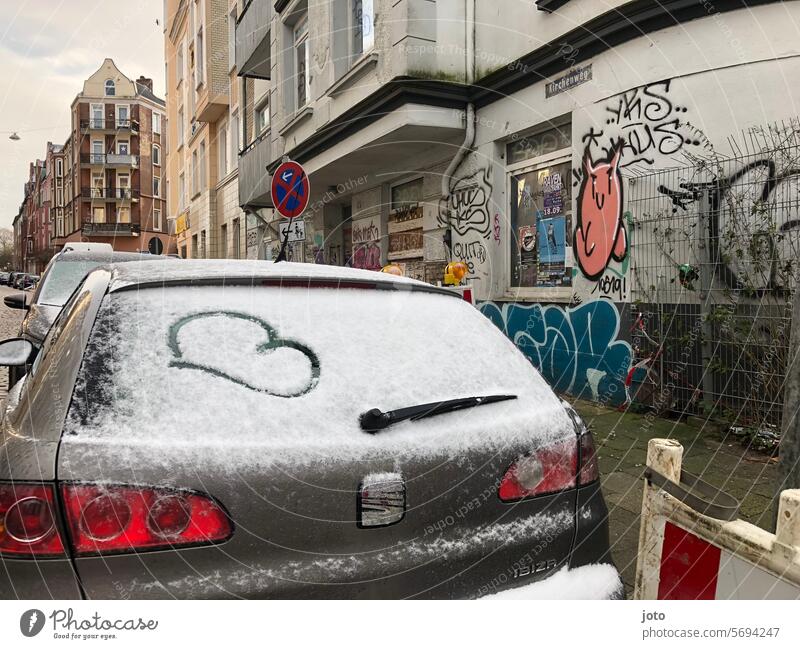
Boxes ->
[441,283,476,306]
[634,438,800,599]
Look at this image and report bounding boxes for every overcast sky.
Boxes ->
[0,0,165,229]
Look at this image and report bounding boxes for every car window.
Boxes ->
[65,285,563,459]
[36,260,103,307]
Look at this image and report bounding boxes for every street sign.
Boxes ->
[271,160,310,219]
[278,218,306,243]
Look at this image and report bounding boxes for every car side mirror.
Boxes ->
[3,293,28,310]
[0,338,33,366]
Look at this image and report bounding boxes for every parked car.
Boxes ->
[0,272,9,284]
[5,272,20,287]
[0,261,620,599]
[11,273,28,289]
[19,274,38,290]
[3,248,178,387]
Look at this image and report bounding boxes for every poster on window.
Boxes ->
[536,215,566,281]
[518,225,537,265]
[542,172,563,217]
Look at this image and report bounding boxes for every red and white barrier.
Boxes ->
[442,283,476,305]
[635,439,800,600]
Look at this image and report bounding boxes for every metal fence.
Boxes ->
[626,126,800,428]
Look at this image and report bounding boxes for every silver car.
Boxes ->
[0,261,620,599]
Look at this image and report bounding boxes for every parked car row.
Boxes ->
[0,251,621,600]
[2,271,39,290]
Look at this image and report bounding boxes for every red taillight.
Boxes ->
[498,439,578,502]
[0,483,65,556]
[62,485,232,555]
[578,431,600,485]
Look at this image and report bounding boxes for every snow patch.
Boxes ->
[481,563,622,600]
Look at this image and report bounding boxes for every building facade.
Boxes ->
[164,0,248,260]
[58,59,170,255]
[234,0,800,418]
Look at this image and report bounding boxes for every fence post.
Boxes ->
[634,438,683,599]
[778,284,800,503]
[698,190,716,408]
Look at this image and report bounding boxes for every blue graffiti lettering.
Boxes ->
[479,300,631,407]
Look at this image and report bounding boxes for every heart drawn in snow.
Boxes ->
[167,311,320,397]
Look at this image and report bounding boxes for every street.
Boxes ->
[0,285,23,399]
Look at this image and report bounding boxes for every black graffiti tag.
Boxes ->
[439,168,493,239]
[656,159,800,294]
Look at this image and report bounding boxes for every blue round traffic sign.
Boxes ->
[271,160,310,219]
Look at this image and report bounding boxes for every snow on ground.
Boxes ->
[481,564,622,600]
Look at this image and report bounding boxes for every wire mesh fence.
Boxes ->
[626,128,800,429]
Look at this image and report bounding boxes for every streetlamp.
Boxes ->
[7,132,20,141]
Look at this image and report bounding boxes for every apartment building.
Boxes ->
[234,0,800,412]
[18,159,48,273]
[44,142,65,258]
[164,0,247,260]
[53,59,170,255]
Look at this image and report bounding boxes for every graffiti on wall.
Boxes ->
[438,167,494,287]
[574,140,628,282]
[438,168,493,238]
[656,157,800,294]
[351,216,382,271]
[480,299,631,406]
[452,240,487,277]
[598,80,707,167]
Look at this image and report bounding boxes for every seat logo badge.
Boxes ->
[358,473,405,528]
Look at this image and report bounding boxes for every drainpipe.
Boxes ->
[441,0,476,259]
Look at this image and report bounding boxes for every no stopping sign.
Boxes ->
[271,160,310,219]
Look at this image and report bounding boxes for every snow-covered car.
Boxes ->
[0,261,622,599]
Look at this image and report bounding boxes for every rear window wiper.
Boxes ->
[359,394,517,433]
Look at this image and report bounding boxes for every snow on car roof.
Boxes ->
[107,259,447,295]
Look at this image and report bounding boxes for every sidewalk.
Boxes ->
[572,399,780,595]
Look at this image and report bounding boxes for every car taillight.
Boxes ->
[498,439,578,502]
[0,483,65,557]
[578,431,600,485]
[61,485,232,555]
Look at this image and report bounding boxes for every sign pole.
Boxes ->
[275,224,291,263]
[270,159,311,263]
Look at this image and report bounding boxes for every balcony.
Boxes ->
[81,222,140,237]
[238,132,272,209]
[80,118,139,132]
[80,187,140,201]
[236,0,271,79]
[80,153,139,167]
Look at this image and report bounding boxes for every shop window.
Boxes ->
[507,121,572,290]
[386,178,424,279]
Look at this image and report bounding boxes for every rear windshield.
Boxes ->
[37,260,103,306]
[66,285,566,461]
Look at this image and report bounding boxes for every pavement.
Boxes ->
[0,284,25,399]
[573,398,780,596]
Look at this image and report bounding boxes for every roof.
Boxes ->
[106,260,456,297]
[135,82,166,107]
[56,250,179,264]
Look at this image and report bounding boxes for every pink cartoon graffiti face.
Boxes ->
[574,142,628,281]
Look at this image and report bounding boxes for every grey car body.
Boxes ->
[0,261,618,599]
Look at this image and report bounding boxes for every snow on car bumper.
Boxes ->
[479,563,624,600]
